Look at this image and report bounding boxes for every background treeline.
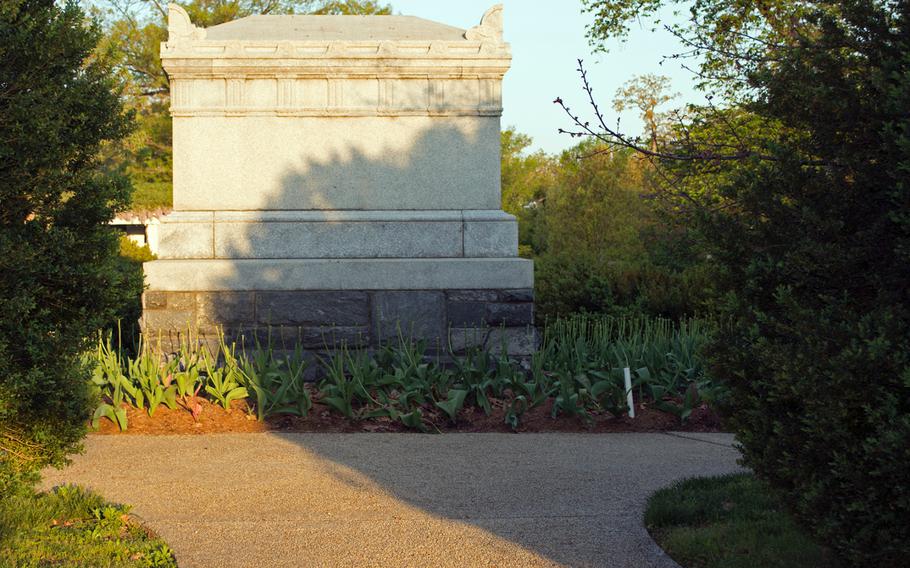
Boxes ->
[502,128,713,323]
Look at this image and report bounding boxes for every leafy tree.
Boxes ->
[569,0,910,564]
[504,129,710,321]
[543,142,648,268]
[499,128,554,258]
[532,143,648,319]
[95,0,392,210]
[0,0,138,495]
[500,128,553,216]
[612,74,677,152]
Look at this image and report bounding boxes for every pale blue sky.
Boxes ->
[392,1,703,155]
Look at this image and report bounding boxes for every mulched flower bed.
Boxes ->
[92,399,723,435]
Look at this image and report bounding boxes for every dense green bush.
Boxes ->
[0,1,137,496]
[108,236,155,351]
[503,135,715,323]
[580,0,910,564]
[534,253,712,322]
[701,4,910,564]
[533,254,616,319]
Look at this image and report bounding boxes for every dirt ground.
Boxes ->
[93,398,723,436]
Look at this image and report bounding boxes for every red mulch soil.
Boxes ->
[93,398,724,435]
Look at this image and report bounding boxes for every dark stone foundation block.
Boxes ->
[141,289,536,355]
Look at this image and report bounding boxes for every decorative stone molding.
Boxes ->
[465,5,504,42]
[167,4,206,43]
[168,77,505,117]
[161,3,510,117]
[162,41,510,60]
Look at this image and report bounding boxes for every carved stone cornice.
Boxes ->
[161,4,510,117]
[160,4,511,73]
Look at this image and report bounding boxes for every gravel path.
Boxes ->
[42,432,742,568]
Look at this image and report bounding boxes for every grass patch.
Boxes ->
[128,180,172,212]
[645,473,838,568]
[0,485,176,567]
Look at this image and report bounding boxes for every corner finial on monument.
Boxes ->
[465,4,503,42]
[168,3,206,43]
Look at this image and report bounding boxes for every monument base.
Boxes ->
[141,258,536,355]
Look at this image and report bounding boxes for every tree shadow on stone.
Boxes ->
[208,118,532,354]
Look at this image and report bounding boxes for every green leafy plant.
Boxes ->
[240,341,312,420]
[434,389,467,422]
[89,373,129,432]
[84,317,725,436]
[173,360,201,400]
[200,340,248,411]
[536,315,718,423]
[504,347,556,428]
[447,345,504,416]
[318,345,359,419]
[397,408,427,432]
[1,484,177,566]
[89,335,143,431]
[127,343,176,417]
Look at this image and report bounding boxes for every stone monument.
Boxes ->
[142,3,534,354]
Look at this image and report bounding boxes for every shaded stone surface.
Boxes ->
[256,291,369,326]
[446,289,503,302]
[143,291,168,310]
[197,292,255,326]
[142,288,535,354]
[464,219,518,258]
[446,327,490,352]
[447,301,488,327]
[144,258,533,292]
[501,289,534,303]
[371,291,446,343]
[487,327,538,356]
[486,302,534,326]
[142,309,197,333]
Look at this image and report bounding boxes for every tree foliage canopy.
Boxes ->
[0,0,139,494]
[574,1,910,564]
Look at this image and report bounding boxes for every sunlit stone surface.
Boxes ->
[142,4,534,352]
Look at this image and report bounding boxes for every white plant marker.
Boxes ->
[624,367,635,418]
